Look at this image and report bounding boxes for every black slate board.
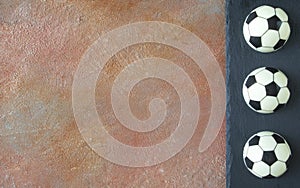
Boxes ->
[226,1,300,188]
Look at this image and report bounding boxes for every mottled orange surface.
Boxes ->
[0,0,225,187]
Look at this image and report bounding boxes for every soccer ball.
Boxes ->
[243,5,291,53]
[242,67,290,114]
[243,131,292,178]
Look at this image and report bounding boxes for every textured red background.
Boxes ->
[0,0,225,187]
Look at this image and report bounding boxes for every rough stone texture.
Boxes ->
[0,0,225,187]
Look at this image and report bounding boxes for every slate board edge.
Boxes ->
[225,0,233,188]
